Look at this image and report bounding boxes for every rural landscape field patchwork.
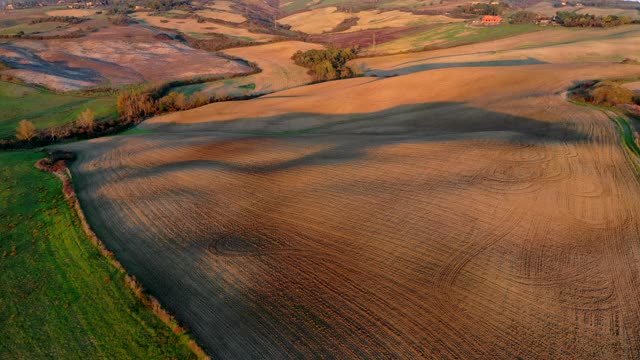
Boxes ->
[2,0,640,358]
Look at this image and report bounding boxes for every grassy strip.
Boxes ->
[0,151,202,359]
[607,112,640,174]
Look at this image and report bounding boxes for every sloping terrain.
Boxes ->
[0,81,115,139]
[57,27,640,358]
[0,151,196,359]
[0,25,252,91]
[355,24,640,65]
[277,6,460,34]
[132,12,276,42]
[172,41,324,98]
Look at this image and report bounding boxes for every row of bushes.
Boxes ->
[292,47,361,82]
[30,16,88,25]
[555,11,635,27]
[0,27,97,40]
[3,108,119,150]
[179,33,255,52]
[331,17,359,33]
[2,65,262,149]
[115,61,259,121]
[455,2,509,16]
[146,0,192,11]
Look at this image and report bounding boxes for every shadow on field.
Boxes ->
[89,101,591,179]
[0,43,105,83]
[57,100,599,359]
[364,57,547,77]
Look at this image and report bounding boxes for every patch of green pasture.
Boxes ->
[0,81,117,139]
[377,22,544,53]
[0,150,196,359]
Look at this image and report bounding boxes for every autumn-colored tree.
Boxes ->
[117,90,156,122]
[16,119,37,142]
[190,91,209,108]
[77,108,96,132]
[158,92,186,112]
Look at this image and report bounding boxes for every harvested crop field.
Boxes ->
[172,41,323,98]
[132,12,275,42]
[277,6,459,34]
[308,24,439,50]
[57,29,640,357]
[355,24,640,63]
[340,10,461,33]
[195,9,246,23]
[365,22,544,55]
[0,25,252,90]
[277,7,353,34]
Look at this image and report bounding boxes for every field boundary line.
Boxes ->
[34,150,211,360]
[567,96,640,177]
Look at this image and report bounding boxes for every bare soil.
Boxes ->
[55,25,640,359]
[0,24,252,91]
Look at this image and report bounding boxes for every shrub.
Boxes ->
[592,84,637,106]
[77,108,96,132]
[158,92,186,112]
[189,91,209,108]
[332,17,359,32]
[108,15,134,26]
[16,120,37,142]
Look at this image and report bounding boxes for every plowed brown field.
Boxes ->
[57,30,640,358]
[0,24,252,91]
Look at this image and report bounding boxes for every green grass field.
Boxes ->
[374,22,544,54]
[0,81,117,139]
[0,151,196,359]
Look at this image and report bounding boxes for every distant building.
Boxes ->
[481,15,502,24]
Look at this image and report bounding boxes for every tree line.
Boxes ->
[30,16,88,25]
[4,67,262,149]
[554,11,635,27]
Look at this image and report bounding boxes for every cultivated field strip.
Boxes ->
[59,60,640,358]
